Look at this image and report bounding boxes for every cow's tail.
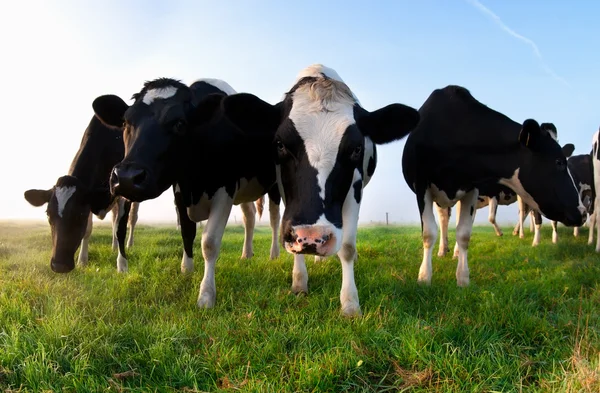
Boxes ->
[255,196,265,219]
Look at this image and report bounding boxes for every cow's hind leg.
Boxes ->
[588,209,595,245]
[488,197,503,236]
[532,211,543,246]
[77,212,93,267]
[126,202,139,248]
[435,203,450,257]
[240,201,256,259]
[551,220,559,244]
[418,189,437,285]
[455,190,478,287]
[197,189,233,309]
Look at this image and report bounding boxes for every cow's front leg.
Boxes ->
[488,197,503,236]
[77,212,93,267]
[197,189,233,309]
[551,220,558,244]
[338,182,362,317]
[291,254,308,294]
[268,190,281,260]
[115,200,131,273]
[532,211,543,246]
[175,188,196,273]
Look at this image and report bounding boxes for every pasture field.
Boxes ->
[0,221,599,392]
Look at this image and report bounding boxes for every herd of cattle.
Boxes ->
[23,64,600,317]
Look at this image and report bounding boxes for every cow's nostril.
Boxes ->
[132,170,146,186]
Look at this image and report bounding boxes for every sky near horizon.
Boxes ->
[1,0,599,227]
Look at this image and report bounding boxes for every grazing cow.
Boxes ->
[23,104,141,273]
[220,64,420,316]
[402,85,586,287]
[93,78,281,309]
[435,184,517,258]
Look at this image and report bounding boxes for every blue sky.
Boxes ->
[2,0,599,226]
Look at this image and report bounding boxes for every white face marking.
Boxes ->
[55,186,76,218]
[142,86,178,105]
[194,78,237,96]
[290,101,355,200]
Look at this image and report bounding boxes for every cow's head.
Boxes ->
[93,78,227,202]
[24,175,109,273]
[222,64,419,256]
[514,119,586,225]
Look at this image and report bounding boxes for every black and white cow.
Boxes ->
[510,124,577,246]
[220,64,420,316]
[435,184,517,258]
[402,85,586,287]
[590,129,600,251]
[24,105,141,273]
[92,78,281,309]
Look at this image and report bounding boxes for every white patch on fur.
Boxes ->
[567,168,586,214]
[142,86,178,105]
[55,186,76,218]
[275,165,286,205]
[499,168,540,211]
[194,78,237,96]
[187,192,214,222]
[362,138,375,186]
[233,177,265,204]
[429,184,466,208]
[174,183,181,193]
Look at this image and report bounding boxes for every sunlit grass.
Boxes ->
[0,221,599,392]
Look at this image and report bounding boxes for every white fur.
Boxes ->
[194,78,237,96]
[499,169,540,211]
[117,251,128,273]
[240,201,256,259]
[292,254,308,294]
[55,186,76,218]
[418,189,437,285]
[233,177,265,204]
[289,94,355,201]
[429,184,466,208]
[181,251,193,273]
[142,86,178,105]
[293,64,361,104]
[197,188,234,309]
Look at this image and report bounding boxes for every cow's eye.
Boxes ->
[351,145,362,161]
[173,119,187,135]
[275,140,286,153]
[556,158,566,170]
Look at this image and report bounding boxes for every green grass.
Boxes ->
[0,221,599,392]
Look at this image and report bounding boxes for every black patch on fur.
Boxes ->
[353,180,362,203]
[470,206,474,216]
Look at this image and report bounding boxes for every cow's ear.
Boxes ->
[540,122,558,139]
[562,143,575,158]
[24,189,52,207]
[518,119,542,149]
[221,93,281,136]
[356,103,420,145]
[190,93,226,125]
[93,94,129,127]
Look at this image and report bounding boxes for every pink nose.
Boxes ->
[288,226,335,255]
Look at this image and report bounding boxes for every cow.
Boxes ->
[23,104,141,273]
[435,184,517,258]
[402,85,586,288]
[510,124,576,246]
[92,78,282,310]
[590,129,600,252]
[219,64,420,316]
